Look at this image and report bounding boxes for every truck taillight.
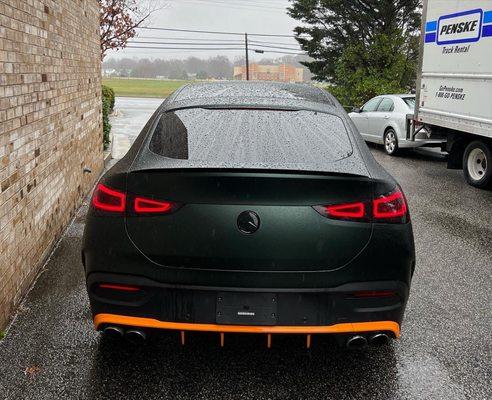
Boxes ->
[314,188,409,224]
[92,184,126,212]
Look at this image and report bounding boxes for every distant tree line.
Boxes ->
[103,55,313,81]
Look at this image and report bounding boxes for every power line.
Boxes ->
[136,26,308,38]
[126,46,247,50]
[165,0,289,12]
[129,40,301,51]
[248,42,301,50]
[129,41,245,46]
[249,39,302,47]
[251,49,305,55]
[125,45,305,55]
[132,37,302,48]
[135,36,249,42]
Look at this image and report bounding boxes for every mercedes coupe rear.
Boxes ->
[82,82,415,349]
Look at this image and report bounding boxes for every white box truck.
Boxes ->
[414,0,492,188]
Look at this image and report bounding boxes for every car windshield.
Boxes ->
[402,97,416,109]
[149,108,353,166]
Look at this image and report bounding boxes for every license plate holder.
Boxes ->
[216,292,277,325]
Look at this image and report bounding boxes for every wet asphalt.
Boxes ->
[0,98,491,400]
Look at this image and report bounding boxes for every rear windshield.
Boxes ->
[149,108,353,166]
[402,97,416,109]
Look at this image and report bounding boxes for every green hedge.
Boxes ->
[102,87,112,151]
[102,85,115,112]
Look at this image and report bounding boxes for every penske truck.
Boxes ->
[413,0,492,188]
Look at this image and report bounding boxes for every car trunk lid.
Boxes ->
[125,170,374,272]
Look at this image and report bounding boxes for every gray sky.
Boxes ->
[107,0,303,61]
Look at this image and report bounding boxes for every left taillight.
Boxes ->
[92,184,126,213]
[91,184,180,215]
[134,196,174,213]
[98,283,141,292]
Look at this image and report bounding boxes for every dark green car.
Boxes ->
[82,81,415,349]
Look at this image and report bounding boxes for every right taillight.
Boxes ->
[373,189,408,223]
[314,188,408,224]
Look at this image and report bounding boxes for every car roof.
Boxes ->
[164,81,342,114]
[375,94,414,99]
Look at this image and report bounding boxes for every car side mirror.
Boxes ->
[353,107,361,113]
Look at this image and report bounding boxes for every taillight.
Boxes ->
[91,183,180,215]
[92,184,126,212]
[134,196,174,213]
[373,190,408,222]
[352,290,397,298]
[326,202,365,219]
[313,202,368,222]
[314,188,408,223]
[99,283,141,292]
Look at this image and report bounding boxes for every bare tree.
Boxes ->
[99,0,160,59]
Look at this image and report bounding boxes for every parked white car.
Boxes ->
[349,95,445,155]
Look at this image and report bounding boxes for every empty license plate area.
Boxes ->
[216,292,278,325]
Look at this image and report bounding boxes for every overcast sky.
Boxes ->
[106,0,302,61]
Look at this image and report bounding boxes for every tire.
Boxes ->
[384,129,399,156]
[463,140,492,189]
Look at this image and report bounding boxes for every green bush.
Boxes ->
[102,85,115,112]
[102,95,111,151]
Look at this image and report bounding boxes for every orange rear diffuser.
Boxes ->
[94,313,400,347]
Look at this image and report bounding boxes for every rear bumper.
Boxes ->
[87,273,408,338]
[399,138,446,148]
[94,314,400,337]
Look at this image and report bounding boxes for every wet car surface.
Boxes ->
[0,98,490,400]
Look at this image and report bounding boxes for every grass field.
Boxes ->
[102,78,189,98]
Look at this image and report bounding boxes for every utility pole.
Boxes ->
[245,33,250,81]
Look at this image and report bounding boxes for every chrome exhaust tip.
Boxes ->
[369,333,390,347]
[346,335,367,349]
[103,326,124,339]
[125,329,147,344]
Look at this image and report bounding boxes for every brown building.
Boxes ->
[233,63,304,82]
[0,0,103,329]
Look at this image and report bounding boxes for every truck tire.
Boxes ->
[463,141,492,189]
[384,129,399,156]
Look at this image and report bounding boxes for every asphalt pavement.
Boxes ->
[0,97,490,400]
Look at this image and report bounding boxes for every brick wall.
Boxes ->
[0,0,103,329]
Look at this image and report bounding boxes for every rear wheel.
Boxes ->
[463,141,492,189]
[384,129,399,156]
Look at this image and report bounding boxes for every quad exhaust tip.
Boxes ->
[125,329,147,344]
[102,326,147,344]
[368,333,390,347]
[346,335,367,349]
[346,333,390,349]
[103,326,124,339]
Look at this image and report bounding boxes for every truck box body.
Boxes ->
[415,0,492,188]
[416,0,492,139]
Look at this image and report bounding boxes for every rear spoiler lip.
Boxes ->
[127,167,371,180]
